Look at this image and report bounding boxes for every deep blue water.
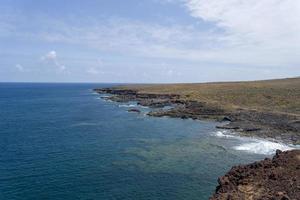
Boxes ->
[0,83,267,200]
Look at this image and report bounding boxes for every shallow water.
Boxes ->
[0,83,296,199]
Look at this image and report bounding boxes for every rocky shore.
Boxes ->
[94,87,300,145]
[94,86,300,199]
[210,149,300,200]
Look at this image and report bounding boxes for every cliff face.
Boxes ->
[210,150,300,200]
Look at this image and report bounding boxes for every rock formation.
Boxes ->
[94,88,300,144]
[210,150,300,200]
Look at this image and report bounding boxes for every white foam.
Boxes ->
[138,105,149,109]
[118,104,136,108]
[215,130,235,138]
[233,139,296,155]
[213,130,298,155]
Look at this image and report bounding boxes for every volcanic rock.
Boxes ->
[210,150,300,200]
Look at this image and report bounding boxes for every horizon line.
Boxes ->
[0,76,299,85]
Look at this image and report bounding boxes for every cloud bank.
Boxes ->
[183,0,300,65]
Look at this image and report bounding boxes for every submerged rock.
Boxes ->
[210,150,300,200]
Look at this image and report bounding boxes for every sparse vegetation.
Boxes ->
[117,77,300,115]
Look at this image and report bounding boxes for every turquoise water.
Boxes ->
[0,83,269,199]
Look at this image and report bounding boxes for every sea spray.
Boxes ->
[233,139,296,155]
[213,130,298,155]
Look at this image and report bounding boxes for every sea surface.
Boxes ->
[0,83,296,200]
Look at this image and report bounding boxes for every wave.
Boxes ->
[118,104,137,108]
[101,95,111,98]
[213,130,298,155]
[233,139,296,155]
[96,97,113,102]
[214,130,236,138]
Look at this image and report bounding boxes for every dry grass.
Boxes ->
[117,77,300,114]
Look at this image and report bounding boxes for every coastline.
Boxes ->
[93,85,300,199]
[93,87,300,145]
[210,149,300,200]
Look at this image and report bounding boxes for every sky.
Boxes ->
[0,0,300,83]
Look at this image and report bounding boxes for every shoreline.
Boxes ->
[94,87,300,145]
[93,86,300,199]
[210,149,300,200]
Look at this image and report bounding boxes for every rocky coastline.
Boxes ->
[94,87,300,145]
[94,87,300,199]
[210,149,300,200]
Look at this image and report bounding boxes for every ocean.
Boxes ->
[0,83,295,199]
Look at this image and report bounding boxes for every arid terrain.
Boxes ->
[117,77,300,114]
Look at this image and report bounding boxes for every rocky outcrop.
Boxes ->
[216,111,300,144]
[94,87,300,144]
[210,150,300,200]
[137,99,173,108]
[94,88,137,96]
[148,100,227,120]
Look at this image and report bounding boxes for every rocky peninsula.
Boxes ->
[94,78,300,145]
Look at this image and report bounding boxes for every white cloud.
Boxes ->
[15,64,24,71]
[184,0,300,39]
[42,50,57,61]
[27,14,299,67]
[41,50,66,72]
[182,0,300,65]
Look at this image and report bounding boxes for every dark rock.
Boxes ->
[210,150,300,200]
[243,127,261,132]
[221,116,233,122]
[137,99,172,108]
[127,108,141,113]
[276,149,282,155]
[216,125,240,130]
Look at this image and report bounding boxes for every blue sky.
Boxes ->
[0,0,299,83]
